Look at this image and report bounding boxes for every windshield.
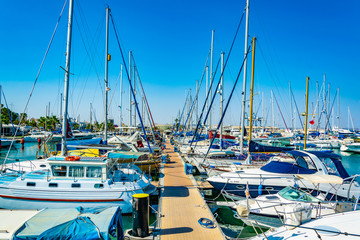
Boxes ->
[278,186,322,202]
[320,158,341,177]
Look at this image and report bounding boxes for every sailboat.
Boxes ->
[0,2,155,213]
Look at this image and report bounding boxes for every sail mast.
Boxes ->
[240,0,250,154]
[220,52,224,150]
[104,6,110,143]
[209,30,214,131]
[119,64,123,130]
[304,77,310,149]
[61,0,74,156]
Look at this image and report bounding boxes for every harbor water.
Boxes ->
[1,142,360,238]
[0,141,158,231]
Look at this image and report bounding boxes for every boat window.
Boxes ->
[69,166,84,178]
[320,158,341,177]
[86,167,102,178]
[52,165,67,177]
[49,183,58,188]
[303,156,316,170]
[26,182,36,187]
[94,183,104,189]
[279,187,321,202]
[295,156,316,170]
[295,156,308,168]
[71,183,81,188]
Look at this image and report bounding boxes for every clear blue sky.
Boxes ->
[1,0,359,129]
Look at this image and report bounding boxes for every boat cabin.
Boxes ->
[261,150,350,179]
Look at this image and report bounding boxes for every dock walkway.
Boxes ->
[158,140,224,240]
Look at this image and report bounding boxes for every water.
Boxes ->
[0,142,158,232]
[3,143,360,237]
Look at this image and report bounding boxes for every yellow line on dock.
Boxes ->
[159,140,225,240]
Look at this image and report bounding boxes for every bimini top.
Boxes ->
[13,207,123,240]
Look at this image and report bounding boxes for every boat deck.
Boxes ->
[158,140,224,240]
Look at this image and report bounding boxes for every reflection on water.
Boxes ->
[0,142,57,163]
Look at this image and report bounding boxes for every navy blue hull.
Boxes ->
[207,181,284,198]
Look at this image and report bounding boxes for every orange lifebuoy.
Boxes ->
[65,156,80,161]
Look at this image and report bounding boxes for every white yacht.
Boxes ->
[207,150,360,200]
[0,156,155,213]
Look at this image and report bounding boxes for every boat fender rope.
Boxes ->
[198,217,216,228]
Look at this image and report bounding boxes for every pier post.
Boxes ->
[132,193,149,237]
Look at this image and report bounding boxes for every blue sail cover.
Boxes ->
[260,161,317,174]
[13,207,123,240]
[249,140,294,153]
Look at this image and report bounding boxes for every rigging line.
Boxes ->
[262,104,271,132]
[191,8,246,147]
[290,87,304,131]
[2,0,68,168]
[1,90,16,133]
[176,91,190,133]
[132,55,158,132]
[72,5,106,115]
[203,43,251,159]
[192,57,220,149]
[134,67,157,142]
[110,13,152,153]
[180,50,211,138]
[89,14,106,104]
[312,81,324,120]
[108,70,121,110]
[257,41,291,122]
[226,66,242,103]
[203,8,246,126]
[315,87,329,132]
[273,92,289,132]
[324,90,338,133]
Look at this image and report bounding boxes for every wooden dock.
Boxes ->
[157,140,225,240]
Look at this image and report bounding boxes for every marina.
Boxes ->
[1,0,360,239]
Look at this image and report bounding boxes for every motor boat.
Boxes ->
[207,150,360,200]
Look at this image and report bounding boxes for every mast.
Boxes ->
[337,87,340,131]
[289,82,294,131]
[271,90,274,131]
[205,66,209,128]
[61,0,74,156]
[240,0,250,154]
[248,37,256,143]
[220,52,224,150]
[90,103,92,130]
[304,77,310,149]
[316,81,319,130]
[60,93,63,122]
[209,30,214,131]
[119,64,123,130]
[323,74,326,134]
[196,80,199,124]
[348,106,350,130]
[104,6,110,143]
[133,63,136,127]
[129,51,132,128]
[246,37,256,164]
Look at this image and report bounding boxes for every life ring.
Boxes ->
[198,217,216,229]
[65,156,80,161]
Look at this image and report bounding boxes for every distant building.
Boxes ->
[1,124,30,136]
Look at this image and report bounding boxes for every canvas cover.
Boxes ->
[13,207,123,240]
